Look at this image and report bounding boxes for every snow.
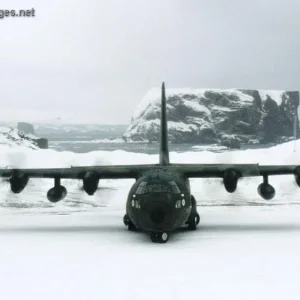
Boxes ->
[221,89,254,103]
[0,127,39,149]
[211,105,235,112]
[0,207,300,300]
[192,144,229,151]
[259,90,285,105]
[1,141,300,299]
[168,121,198,132]
[183,100,211,115]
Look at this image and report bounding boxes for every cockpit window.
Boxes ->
[169,181,181,194]
[136,181,181,194]
[145,184,171,193]
[136,181,147,194]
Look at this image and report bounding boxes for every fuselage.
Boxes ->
[126,168,192,232]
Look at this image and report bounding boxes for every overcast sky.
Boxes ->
[1,0,300,124]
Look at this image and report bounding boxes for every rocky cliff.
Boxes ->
[17,122,48,149]
[0,127,40,149]
[123,88,300,147]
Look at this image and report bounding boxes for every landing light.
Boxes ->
[175,200,182,209]
[135,200,140,209]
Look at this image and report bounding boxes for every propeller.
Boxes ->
[67,156,116,207]
[1,151,26,182]
[0,151,27,202]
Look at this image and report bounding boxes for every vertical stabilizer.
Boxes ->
[159,82,170,166]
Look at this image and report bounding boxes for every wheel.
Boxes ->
[191,195,196,206]
[127,222,136,231]
[123,214,130,226]
[123,214,136,231]
[150,232,169,243]
[188,219,197,230]
[195,213,200,225]
[187,213,200,230]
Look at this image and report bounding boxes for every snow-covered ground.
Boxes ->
[1,140,300,299]
[0,206,300,300]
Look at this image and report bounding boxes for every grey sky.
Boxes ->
[1,0,300,124]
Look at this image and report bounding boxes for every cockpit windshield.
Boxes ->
[169,181,181,193]
[136,181,181,194]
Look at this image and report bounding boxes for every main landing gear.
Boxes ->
[186,195,200,230]
[123,214,136,231]
[187,213,200,230]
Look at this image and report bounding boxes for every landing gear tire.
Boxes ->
[150,232,169,243]
[188,213,200,230]
[123,214,130,226]
[123,214,136,231]
[195,213,200,225]
[127,222,136,231]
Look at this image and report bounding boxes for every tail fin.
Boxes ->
[159,82,170,166]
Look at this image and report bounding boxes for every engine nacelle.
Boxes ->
[223,169,238,193]
[257,183,275,200]
[294,166,300,187]
[47,185,67,203]
[10,171,29,193]
[83,171,99,195]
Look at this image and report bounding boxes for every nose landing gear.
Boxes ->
[150,232,169,243]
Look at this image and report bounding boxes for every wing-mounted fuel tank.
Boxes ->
[47,177,67,203]
[257,175,275,200]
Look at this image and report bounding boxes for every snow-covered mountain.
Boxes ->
[0,127,40,150]
[123,88,299,147]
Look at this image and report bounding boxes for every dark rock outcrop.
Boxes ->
[123,88,300,147]
[36,138,48,149]
[17,122,48,149]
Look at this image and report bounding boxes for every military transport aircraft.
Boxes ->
[0,83,300,243]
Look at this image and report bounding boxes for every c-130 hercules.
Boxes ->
[1,83,300,243]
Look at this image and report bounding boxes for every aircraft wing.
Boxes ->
[0,164,155,201]
[0,163,299,201]
[0,164,154,179]
[170,163,300,178]
[0,163,299,180]
[170,163,300,198]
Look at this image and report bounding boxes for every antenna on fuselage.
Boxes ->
[159,82,170,166]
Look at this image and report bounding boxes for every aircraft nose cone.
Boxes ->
[150,207,167,224]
